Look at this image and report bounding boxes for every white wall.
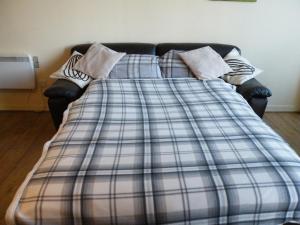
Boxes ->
[0,0,299,111]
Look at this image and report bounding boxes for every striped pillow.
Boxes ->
[159,50,194,78]
[109,54,162,79]
[50,51,93,88]
[223,48,262,85]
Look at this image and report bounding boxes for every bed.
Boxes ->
[6,44,300,225]
[44,43,272,130]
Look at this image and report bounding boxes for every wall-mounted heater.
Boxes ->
[0,55,36,89]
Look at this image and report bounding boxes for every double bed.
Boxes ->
[6,43,300,225]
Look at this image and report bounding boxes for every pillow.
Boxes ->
[159,50,194,78]
[109,54,162,79]
[178,46,233,80]
[73,43,126,80]
[50,51,93,88]
[223,48,263,85]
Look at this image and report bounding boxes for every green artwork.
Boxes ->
[225,0,256,1]
[215,0,257,2]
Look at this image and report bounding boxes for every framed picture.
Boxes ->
[216,0,257,2]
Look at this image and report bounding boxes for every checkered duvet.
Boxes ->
[6,79,300,225]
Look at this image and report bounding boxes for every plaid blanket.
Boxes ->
[6,79,300,225]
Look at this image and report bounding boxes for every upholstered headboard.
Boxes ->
[71,43,241,57]
[156,43,241,57]
[71,43,156,55]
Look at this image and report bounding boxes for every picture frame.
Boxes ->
[215,0,257,2]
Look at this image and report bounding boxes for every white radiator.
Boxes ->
[0,55,36,89]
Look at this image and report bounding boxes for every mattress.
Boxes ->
[6,78,300,225]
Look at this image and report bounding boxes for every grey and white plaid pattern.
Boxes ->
[109,54,162,79]
[159,50,195,78]
[7,79,300,225]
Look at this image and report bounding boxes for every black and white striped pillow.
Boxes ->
[223,48,262,85]
[159,50,195,78]
[225,59,255,76]
[50,51,93,88]
[109,54,162,79]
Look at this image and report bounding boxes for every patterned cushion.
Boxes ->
[50,51,93,88]
[109,54,162,79]
[159,50,194,78]
[223,48,263,85]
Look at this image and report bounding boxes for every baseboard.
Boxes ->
[266,105,300,112]
[0,104,47,112]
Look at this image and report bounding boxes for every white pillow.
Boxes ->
[50,51,93,88]
[178,46,232,80]
[73,43,126,80]
[223,48,263,85]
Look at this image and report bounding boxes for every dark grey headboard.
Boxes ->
[156,43,240,57]
[71,43,240,57]
[71,43,156,55]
